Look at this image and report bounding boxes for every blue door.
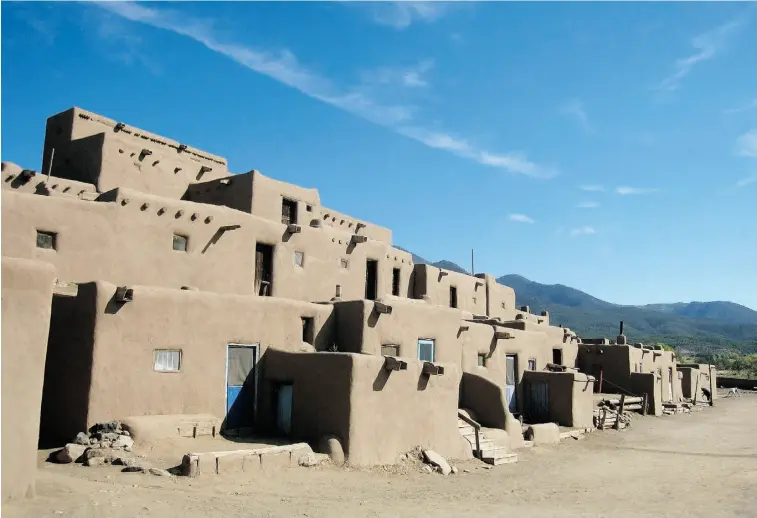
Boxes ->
[225,344,257,431]
[506,354,518,413]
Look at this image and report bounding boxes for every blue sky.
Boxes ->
[2,1,756,309]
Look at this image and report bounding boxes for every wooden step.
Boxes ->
[482,453,518,465]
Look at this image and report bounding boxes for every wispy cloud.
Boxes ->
[724,98,757,114]
[736,129,757,158]
[508,214,535,224]
[577,201,599,209]
[97,1,553,179]
[560,99,591,132]
[361,59,434,89]
[580,185,604,192]
[365,2,454,30]
[656,15,749,93]
[736,174,756,187]
[570,226,596,237]
[615,186,659,195]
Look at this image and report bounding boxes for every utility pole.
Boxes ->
[471,248,475,275]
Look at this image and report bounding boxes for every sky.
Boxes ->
[2,1,756,309]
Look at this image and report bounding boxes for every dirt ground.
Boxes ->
[4,395,756,518]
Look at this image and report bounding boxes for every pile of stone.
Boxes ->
[421,449,458,475]
[52,421,175,477]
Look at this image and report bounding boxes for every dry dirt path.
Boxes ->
[4,396,756,518]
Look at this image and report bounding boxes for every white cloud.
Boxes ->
[560,99,591,131]
[362,59,433,89]
[615,186,659,195]
[577,201,599,209]
[366,2,453,30]
[724,98,757,114]
[736,174,756,187]
[656,15,749,92]
[97,2,554,179]
[580,185,604,192]
[570,226,596,237]
[508,214,535,224]
[736,129,757,158]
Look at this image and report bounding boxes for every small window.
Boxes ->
[282,198,298,225]
[552,348,563,365]
[301,317,314,345]
[36,230,57,250]
[294,251,304,267]
[154,349,181,372]
[501,302,506,309]
[173,234,188,252]
[392,268,401,296]
[418,339,435,362]
[381,344,400,357]
[450,286,458,308]
[306,205,312,212]
[340,258,349,269]
[477,354,487,367]
[528,358,537,371]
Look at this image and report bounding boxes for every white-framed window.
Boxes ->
[381,344,400,357]
[528,358,537,370]
[294,251,305,267]
[154,349,181,372]
[418,339,435,362]
[477,354,487,367]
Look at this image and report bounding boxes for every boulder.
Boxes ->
[54,443,87,464]
[318,435,345,467]
[112,435,134,450]
[84,447,118,463]
[123,466,173,477]
[73,432,90,446]
[84,457,107,467]
[422,450,451,476]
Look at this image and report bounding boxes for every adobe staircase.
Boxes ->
[457,414,518,466]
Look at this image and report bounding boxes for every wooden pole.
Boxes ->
[46,147,55,182]
[708,365,714,406]
[599,370,604,393]
[642,393,648,416]
[614,394,625,430]
[471,248,474,276]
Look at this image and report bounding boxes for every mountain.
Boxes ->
[394,247,470,274]
[398,247,757,354]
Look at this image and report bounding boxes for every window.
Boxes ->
[301,317,314,345]
[173,234,188,252]
[154,349,181,372]
[552,348,563,365]
[294,251,304,267]
[365,259,378,300]
[381,344,400,357]
[281,198,298,225]
[528,358,537,370]
[449,286,458,308]
[36,230,57,250]
[255,243,274,296]
[340,258,349,269]
[477,354,487,367]
[418,339,435,362]
[392,268,401,296]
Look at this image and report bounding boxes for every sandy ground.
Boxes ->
[4,395,756,518]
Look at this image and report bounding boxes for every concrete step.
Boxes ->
[479,446,510,459]
[482,453,518,465]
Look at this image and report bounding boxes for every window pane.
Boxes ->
[294,251,304,267]
[36,231,57,249]
[154,350,181,372]
[506,355,516,384]
[477,354,486,367]
[173,234,188,252]
[418,340,434,362]
[528,359,536,370]
[381,345,399,357]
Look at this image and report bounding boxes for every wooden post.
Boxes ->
[599,370,604,393]
[693,373,700,405]
[708,365,714,407]
[46,147,55,182]
[471,248,475,276]
[614,394,625,430]
[641,393,648,416]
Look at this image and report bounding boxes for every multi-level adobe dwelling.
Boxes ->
[3,107,595,498]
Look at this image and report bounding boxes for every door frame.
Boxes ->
[225,343,260,429]
[505,354,518,414]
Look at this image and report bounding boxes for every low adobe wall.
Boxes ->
[629,372,662,416]
[522,371,594,429]
[264,349,469,466]
[1,257,55,502]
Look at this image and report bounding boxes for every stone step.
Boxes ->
[479,446,510,459]
[482,453,518,465]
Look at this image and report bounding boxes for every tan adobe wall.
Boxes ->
[2,161,97,200]
[264,349,470,466]
[2,187,414,301]
[478,274,517,319]
[318,206,392,245]
[40,281,338,443]
[42,108,229,199]
[1,258,55,502]
[522,371,594,428]
[413,264,488,314]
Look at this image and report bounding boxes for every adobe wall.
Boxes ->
[578,344,632,392]
[678,367,699,399]
[40,281,338,443]
[2,161,97,200]
[479,274,518,319]
[42,108,229,199]
[413,264,488,314]
[629,372,663,416]
[522,371,594,428]
[2,187,414,302]
[1,257,55,502]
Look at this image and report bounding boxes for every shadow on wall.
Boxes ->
[39,284,98,448]
[460,372,508,429]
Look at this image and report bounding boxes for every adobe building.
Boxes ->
[0,107,712,496]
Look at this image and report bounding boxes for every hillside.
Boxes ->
[399,249,757,354]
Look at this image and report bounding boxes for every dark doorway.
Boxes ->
[365,259,378,300]
[255,243,274,296]
[281,198,297,225]
[450,286,458,308]
[552,348,563,365]
[302,317,314,345]
[392,268,401,296]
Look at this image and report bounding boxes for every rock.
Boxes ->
[55,443,87,464]
[84,447,117,463]
[97,432,119,443]
[84,457,107,467]
[89,438,99,445]
[122,466,173,477]
[297,453,320,468]
[451,466,459,474]
[421,449,451,476]
[73,432,90,446]
[91,421,121,434]
[421,465,433,474]
[318,434,345,467]
[100,441,112,449]
[112,435,134,450]
[462,468,471,473]
[119,430,131,437]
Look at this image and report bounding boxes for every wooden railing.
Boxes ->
[457,411,481,458]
